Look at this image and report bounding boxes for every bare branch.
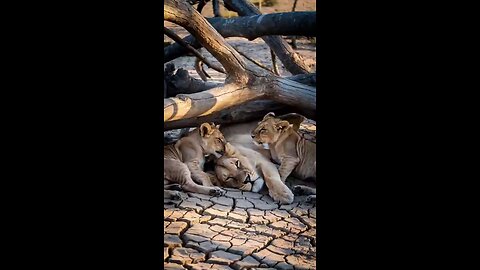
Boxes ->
[164,27,225,74]
[213,0,223,17]
[271,50,280,75]
[224,0,311,74]
[233,46,274,73]
[164,0,249,83]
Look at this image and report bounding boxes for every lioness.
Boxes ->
[164,122,226,197]
[252,112,317,202]
[213,144,265,193]
[212,122,295,204]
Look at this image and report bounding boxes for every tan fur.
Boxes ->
[164,123,226,196]
[251,113,316,182]
[213,122,295,204]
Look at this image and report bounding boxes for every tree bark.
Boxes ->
[213,0,223,17]
[165,99,316,130]
[209,12,315,40]
[164,75,315,122]
[164,11,316,63]
[164,64,222,97]
[290,0,299,49]
[223,0,311,74]
[164,64,316,98]
[164,27,225,74]
[165,0,249,84]
[165,100,286,130]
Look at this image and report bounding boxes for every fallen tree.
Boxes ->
[164,11,316,63]
[163,0,316,127]
[223,0,311,74]
[164,63,316,98]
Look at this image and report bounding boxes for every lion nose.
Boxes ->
[244,175,251,184]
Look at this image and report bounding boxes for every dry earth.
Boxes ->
[164,124,317,270]
[164,179,316,270]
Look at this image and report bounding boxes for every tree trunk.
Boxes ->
[164,64,316,98]
[164,12,316,64]
[164,74,315,122]
[165,100,286,130]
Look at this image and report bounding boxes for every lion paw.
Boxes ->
[269,185,294,205]
[209,187,226,197]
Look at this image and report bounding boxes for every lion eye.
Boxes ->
[260,129,266,133]
[235,160,240,168]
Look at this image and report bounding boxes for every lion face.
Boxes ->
[214,156,251,189]
[251,112,291,145]
[199,122,227,158]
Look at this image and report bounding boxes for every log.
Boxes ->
[164,99,315,130]
[164,11,316,63]
[164,64,222,97]
[213,0,223,17]
[164,64,316,97]
[223,0,311,74]
[165,100,286,130]
[164,74,315,122]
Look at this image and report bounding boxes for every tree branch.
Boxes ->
[164,0,249,83]
[164,11,316,63]
[233,46,274,73]
[164,27,226,74]
[224,0,311,74]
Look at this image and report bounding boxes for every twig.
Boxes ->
[290,0,299,49]
[270,49,280,75]
[164,27,226,74]
[233,45,274,73]
[197,0,207,13]
[213,0,223,17]
[195,57,211,81]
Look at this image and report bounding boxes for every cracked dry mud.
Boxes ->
[164,178,316,270]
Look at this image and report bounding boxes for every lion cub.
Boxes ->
[252,113,316,202]
[164,122,226,197]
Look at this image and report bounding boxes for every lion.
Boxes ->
[211,122,295,204]
[251,112,317,202]
[164,122,226,197]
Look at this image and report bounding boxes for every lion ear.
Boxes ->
[278,113,306,131]
[199,123,212,137]
[263,112,275,120]
[275,120,291,131]
[216,124,221,129]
